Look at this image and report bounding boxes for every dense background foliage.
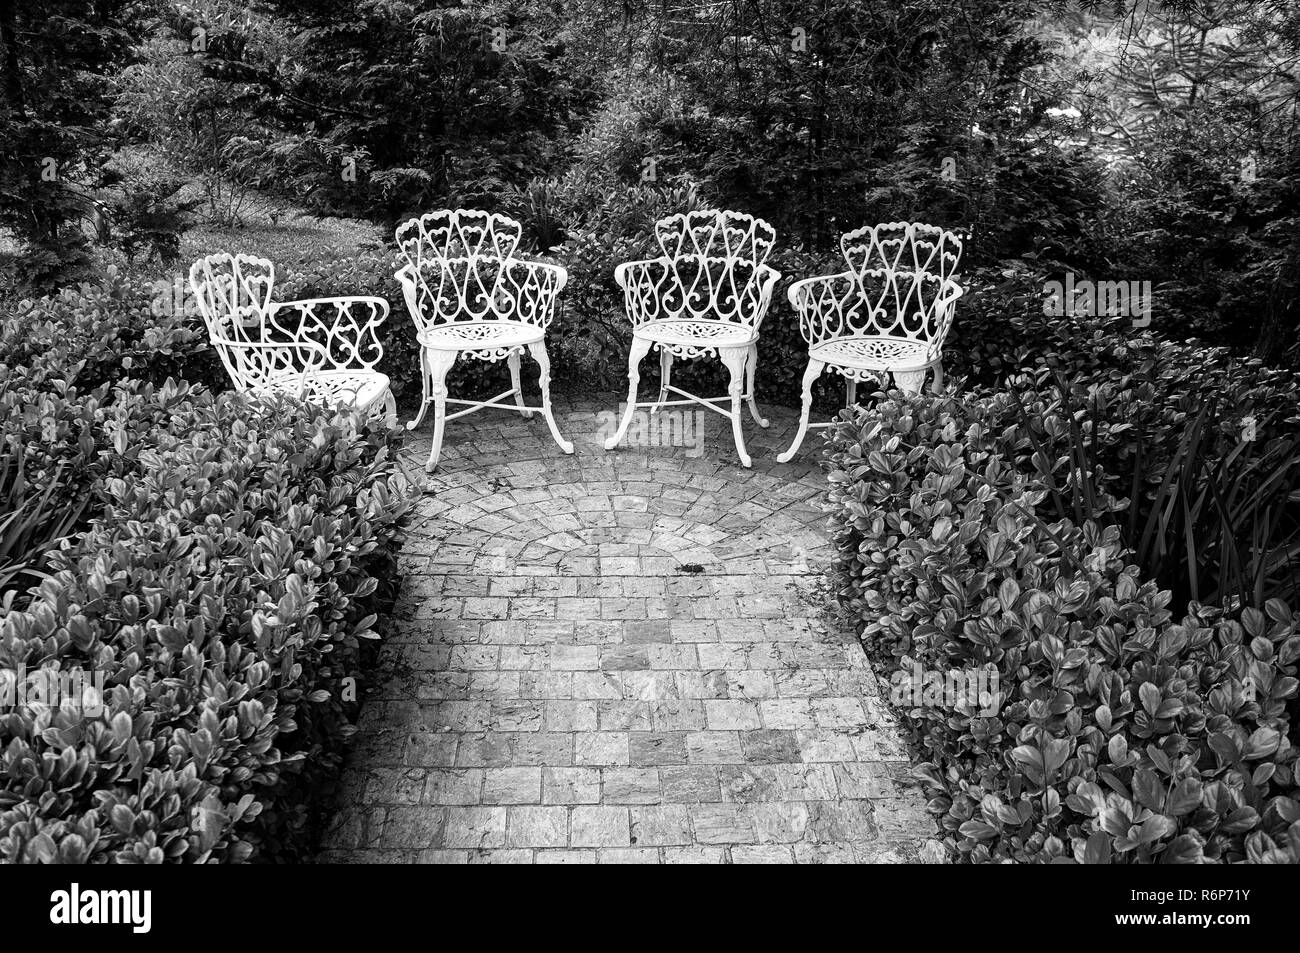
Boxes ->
[4,0,1299,385]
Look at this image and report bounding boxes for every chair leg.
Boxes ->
[605,337,652,450]
[777,358,825,463]
[892,368,928,396]
[719,345,751,468]
[407,347,432,430]
[746,343,769,428]
[846,377,857,406]
[652,347,672,414]
[508,350,533,418]
[526,340,574,454]
[931,361,945,394]
[382,389,397,429]
[424,349,458,472]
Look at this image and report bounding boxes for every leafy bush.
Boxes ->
[0,380,411,862]
[1,265,218,392]
[944,299,1300,611]
[0,273,414,861]
[0,374,102,573]
[0,444,88,596]
[827,385,1300,863]
[0,264,232,601]
[100,180,199,266]
[1013,369,1300,613]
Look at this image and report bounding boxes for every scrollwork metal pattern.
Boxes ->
[789,222,964,367]
[617,254,779,335]
[396,208,523,270]
[188,252,392,414]
[653,209,776,264]
[395,210,567,347]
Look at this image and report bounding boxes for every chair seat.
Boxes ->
[253,370,391,411]
[417,320,544,353]
[633,319,757,349]
[810,336,937,372]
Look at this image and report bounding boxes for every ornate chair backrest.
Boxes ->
[837,222,964,348]
[396,208,523,268]
[396,209,541,331]
[402,256,563,330]
[189,252,278,390]
[630,210,777,330]
[189,252,275,336]
[654,210,775,264]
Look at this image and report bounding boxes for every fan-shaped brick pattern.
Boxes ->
[318,396,932,864]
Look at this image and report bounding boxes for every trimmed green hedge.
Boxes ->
[1,286,413,862]
[827,384,1300,863]
[0,381,410,862]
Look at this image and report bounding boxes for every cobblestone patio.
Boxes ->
[319,393,932,863]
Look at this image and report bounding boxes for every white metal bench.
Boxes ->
[395,209,574,472]
[777,222,964,462]
[604,210,781,468]
[189,252,395,423]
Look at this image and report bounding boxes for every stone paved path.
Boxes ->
[319,394,932,863]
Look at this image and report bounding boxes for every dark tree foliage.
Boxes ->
[2,0,1297,360]
[0,0,153,285]
[253,0,606,223]
[639,0,1074,252]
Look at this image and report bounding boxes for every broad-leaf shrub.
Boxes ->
[0,374,102,594]
[2,265,218,391]
[944,299,1300,611]
[827,389,1300,863]
[0,273,220,595]
[0,380,410,862]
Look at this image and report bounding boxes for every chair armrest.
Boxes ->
[501,257,567,328]
[271,295,391,320]
[784,271,861,346]
[616,256,782,329]
[204,333,332,393]
[395,262,430,334]
[512,256,568,294]
[928,279,965,351]
[613,257,666,290]
[397,258,566,330]
[787,271,854,311]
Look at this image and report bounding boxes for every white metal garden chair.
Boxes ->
[189,252,396,424]
[604,210,781,468]
[395,209,574,472]
[777,222,964,463]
